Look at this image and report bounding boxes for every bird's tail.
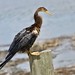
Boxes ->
[0,53,15,69]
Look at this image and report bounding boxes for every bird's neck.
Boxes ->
[34,11,42,28]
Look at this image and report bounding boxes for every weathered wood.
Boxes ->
[29,50,54,75]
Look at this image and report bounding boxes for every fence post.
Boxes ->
[29,50,54,75]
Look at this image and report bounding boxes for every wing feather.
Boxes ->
[8,27,37,53]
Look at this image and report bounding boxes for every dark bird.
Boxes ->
[0,7,51,69]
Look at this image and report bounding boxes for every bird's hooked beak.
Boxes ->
[45,11,52,15]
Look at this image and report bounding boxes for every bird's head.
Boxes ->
[37,7,52,15]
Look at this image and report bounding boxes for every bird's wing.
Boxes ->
[8,27,37,53]
[8,27,29,51]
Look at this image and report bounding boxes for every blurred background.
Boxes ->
[0,0,75,46]
[0,0,75,75]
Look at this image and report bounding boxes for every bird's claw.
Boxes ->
[30,52,40,56]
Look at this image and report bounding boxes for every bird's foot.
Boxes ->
[30,51,40,56]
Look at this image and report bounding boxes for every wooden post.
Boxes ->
[29,50,54,75]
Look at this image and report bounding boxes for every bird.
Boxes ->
[0,7,51,69]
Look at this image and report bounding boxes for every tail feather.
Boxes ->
[5,53,12,59]
[0,53,15,69]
